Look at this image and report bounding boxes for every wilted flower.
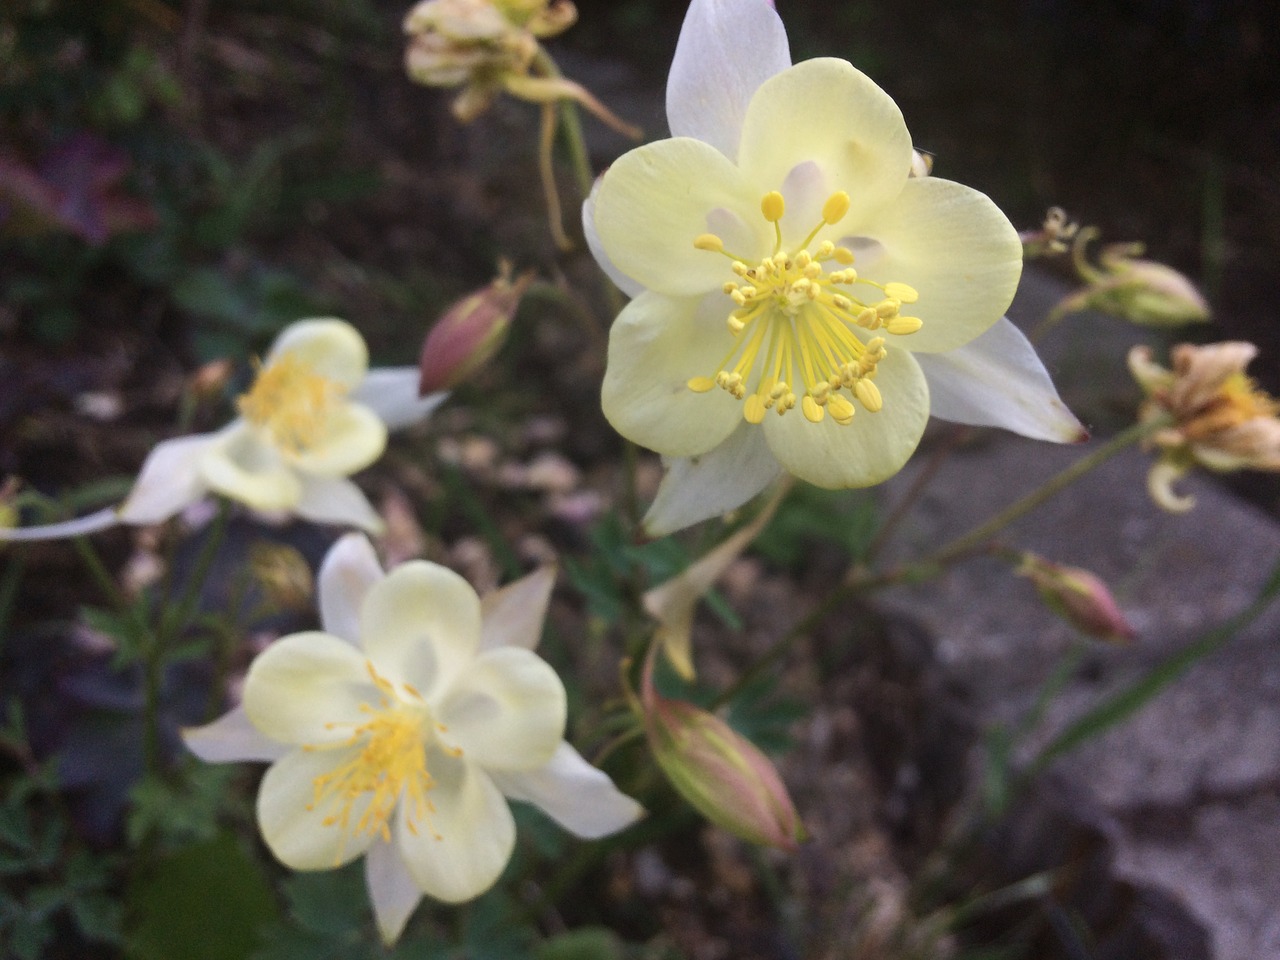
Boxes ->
[1129,341,1280,512]
[1015,552,1135,644]
[585,0,1082,534]
[639,650,803,850]
[185,534,642,944]
[1020,206,1079,259]
[419,265,533,393]
[0,319,446,541]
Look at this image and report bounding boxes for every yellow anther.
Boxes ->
[769,381,788,400]
[854,379,883,412]
[801,395,825,422]
[828,394,855,423]
[727,315,746,334]
[856,307,881,329]
[875,298,901,319]
[795,250,812,268]
[804,262,823,279]
[817,240,835,257]
[744,394,767,423]
[732,261,750,276]
[694,233,724,252]
[822,191,851,224]
[886,316,924,335]
[687,376,716,393]
[731,290,748,306]
[761,191,786,223]
[884,282,919,303]
[833,247,855,265]
[831,294,853,311]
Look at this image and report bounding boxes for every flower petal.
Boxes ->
[479,566,556,652]
[601,291,747,458]
[916,317,1087,442]
[761,346,928,487]
[583,180,645,299]
[118,432,218,524]
[858,176,1023,353]
[294,476,384,532]
[394,754,515,904]
[352,368,448,431]
[318,533,385,645]
[289,403,387,477]
[182,705,290,764]
[665,0,791,162]
[436,647,565,772]
[360,561,482,698]
[737,59,913,235]
[199,424,302,510]
[489,742,644,839]
[257,746,377,870]
[365,840,423,946]
[0,507,121,542]
[643,423,783,536]
[242,632,376,745]
[266,318,368,389]
[594,138,765,297]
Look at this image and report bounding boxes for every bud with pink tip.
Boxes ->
[1016,553,1136,644]
[419,266,532,394]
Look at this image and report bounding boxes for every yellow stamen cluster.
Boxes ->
[1183,372,1280,441]
[237,351,345,453]
[306,661,460,860]
[688,190,923,426]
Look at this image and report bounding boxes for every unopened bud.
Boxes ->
[249,542,314,613]
[419,265,532,393]
[1016,553,1136,644]
[641,654,805,850]
[190,358,234,400]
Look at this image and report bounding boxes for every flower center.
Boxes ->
[306,662,461,859]
[1186,372,1280,440]
[688,190,923,426]
[237,351,345,454]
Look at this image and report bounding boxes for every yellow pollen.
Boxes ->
[691,189,925,427]
[306,661,449,859]
[237,351,345,454]
[1184,372,1280,440]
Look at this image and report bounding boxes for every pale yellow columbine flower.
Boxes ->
[1130,341,1280,512]
[584,0,1083,534]
[184,534,643,944]
[0,319,445,541]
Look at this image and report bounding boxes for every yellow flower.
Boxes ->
[185,534,642,943]
[584,0,1082,534]
[1130,341,1280,511]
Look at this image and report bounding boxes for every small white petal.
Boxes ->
[294,475,384,533]
[643,424,782,536]
[118,432,219,524]
[436,648,565,772]
[182,705,290,764]
[394,754,515,904]
[257,746,378,870]
[583,181,645,299]
[318,533,385,645]
[352,368,448,431]
[365,840,424,946]
[665,0,791,161]
[489,742,644,840]
[916,317,1087,443]
[0,507,121,542]
[479,566,557,652]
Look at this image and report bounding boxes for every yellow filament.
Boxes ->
[237,351,345,453]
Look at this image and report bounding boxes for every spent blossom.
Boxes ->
[184,534,643,944]
[584,0,1083,534]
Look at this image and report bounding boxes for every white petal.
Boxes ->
[365,840,423,946]
[352,368,449,431]
[601,291,747,458]
[761,347,929,488]
[665,0,791,161]
[916,317,1088,443]
[318,533,385,645]
[583,180,645,299]
[479,566,556,652]
[199,425,302,510]
[294,475,384,532]
[394,754,515,904]
[242,632,376,745]
[0,507,121,542]
[360,561,482,697]
[117,432,218,524]
[643,423,782,536]
[181,705,290,764]
[436,648,565,772]
[257,746,377,870]
[266,318,368,389]
[288,403,387,477]
[489,742,644,840]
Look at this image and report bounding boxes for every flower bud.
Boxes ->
[641,655,805,850]
[1015,553,1136,644]
[248,542,315,613]
[189,358,234,400]
[419,266,532,393]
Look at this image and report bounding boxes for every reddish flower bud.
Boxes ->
[1016,553,1136,644]
[418,266,532,394]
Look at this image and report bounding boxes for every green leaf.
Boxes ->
[535,928,624,960]
[126,833,279,960]
[280,866,370,937]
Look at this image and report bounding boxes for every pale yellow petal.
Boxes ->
[242,632,375,745]
[257,747,377,870]
[266,318,368,389]
[288,403,388,477]
[198,424,302,510]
